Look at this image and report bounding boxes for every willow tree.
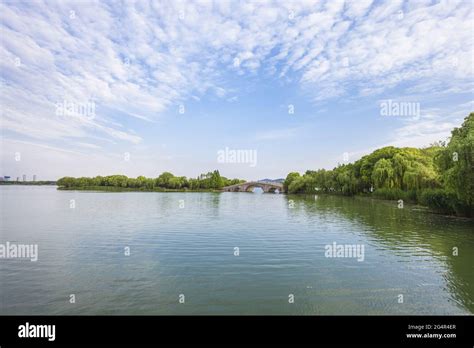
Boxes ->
[372,158,395,189]
[284,172,301,192]
[436,112,474,215]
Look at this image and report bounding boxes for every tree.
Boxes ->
[372,159,394,189]
[56,171,245,192]
[284,172,300,192]
[156,172,175,188]
[57,177,76,188]
[210,170,224,189]
[436,112,474,215]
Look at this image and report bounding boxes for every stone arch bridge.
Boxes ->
[222,181,284,193]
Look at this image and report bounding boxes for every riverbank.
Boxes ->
[288,191,473,219]
[55,171,245,192]
[57,186,222,193]
[298,192,474,220]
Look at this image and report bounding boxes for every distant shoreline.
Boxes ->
[57,186,222,193]
[0,181,56,185]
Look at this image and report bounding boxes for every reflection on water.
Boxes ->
[0,186,473,315]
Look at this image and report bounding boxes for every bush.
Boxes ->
[372,188,409,201]
[419,189,456,215]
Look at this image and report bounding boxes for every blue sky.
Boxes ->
[0,0,473,180]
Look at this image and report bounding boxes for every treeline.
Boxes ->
[57,170,244,191]
[284,113,474,217]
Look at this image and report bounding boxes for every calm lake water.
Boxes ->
[1,185,473,315]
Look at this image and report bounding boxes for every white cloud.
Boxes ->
[2,0,471,126]
[0,0,472,177]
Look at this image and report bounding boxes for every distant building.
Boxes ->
[22,174,26,182]
[16,177,20,182]
[33,175,36,182]
[4,176,11,181]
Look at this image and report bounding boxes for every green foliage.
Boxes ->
[435,112,474,216]
[56,177,76,188]
[283,172,300,192]
[57,170,243,191]
[419,189,456,215]
[284,113,473,216]
[372,188,414,202]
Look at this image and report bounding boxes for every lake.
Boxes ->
[0,185,473,315]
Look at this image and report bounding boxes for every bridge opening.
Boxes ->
[251,187,264,194]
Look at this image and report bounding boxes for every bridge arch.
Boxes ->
[245,184,264,193]
[222,181,284,193]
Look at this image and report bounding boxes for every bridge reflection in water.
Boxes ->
[221,181,284,193]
